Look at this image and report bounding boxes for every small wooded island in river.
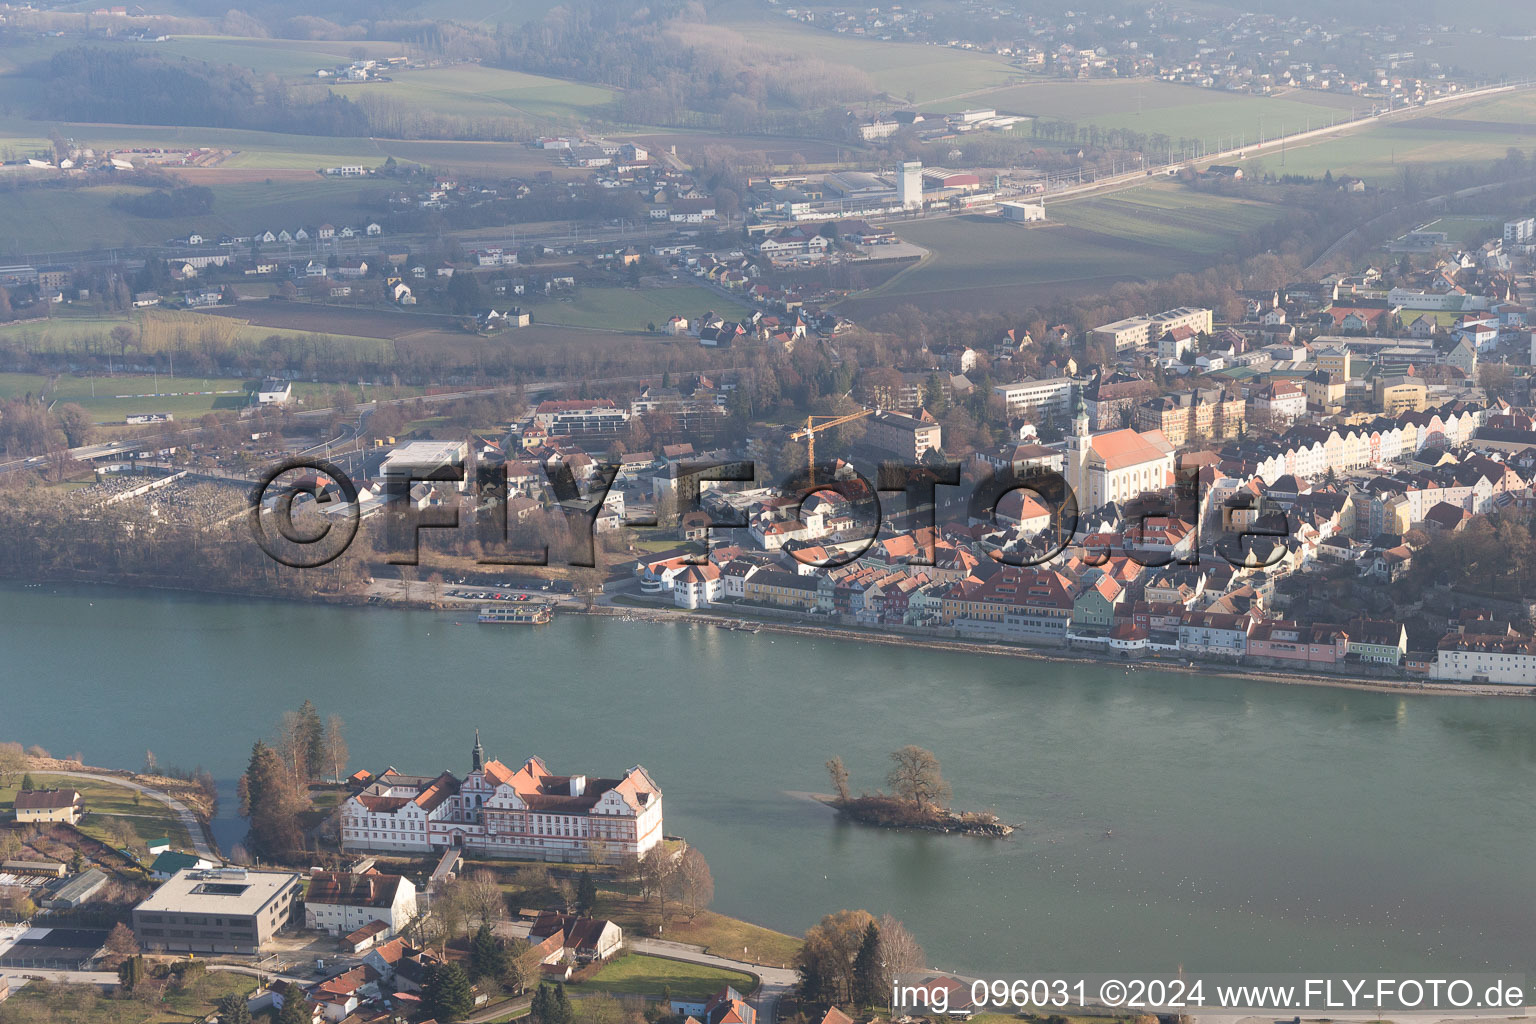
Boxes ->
[822,746,1014,837]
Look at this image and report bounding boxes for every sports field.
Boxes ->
[0,364,411,422]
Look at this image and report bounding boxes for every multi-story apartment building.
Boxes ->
[1179,611,1255,658]
[1083,372,1159,430]
[992,377,1075,421]
[629,387,725,432]
[532,399,632,436]
[744,569,820,609]
[1374,375,1428,415]
[1433,633,1536,684]
[1133,388,1244,447]
[340,735,662,864]
[1091,307,1213,351]
[864,410,943,460]
[1249,380,1308,426]
[856,371,950,413]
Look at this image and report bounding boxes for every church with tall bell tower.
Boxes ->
[1064,390,1176,511]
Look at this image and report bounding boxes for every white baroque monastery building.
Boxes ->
[340,734,663,863]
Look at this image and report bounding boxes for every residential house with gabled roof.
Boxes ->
[310,964,381,1022]
[527,913,623,962]
[14,789,82,824]
[1345,617,1407,665]
[305,868,417,938]
[673,986,758,1024]
[149,850,215,880]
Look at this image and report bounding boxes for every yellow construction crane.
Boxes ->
[789,408,874,486]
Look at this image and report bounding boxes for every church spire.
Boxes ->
[472,729,484,772]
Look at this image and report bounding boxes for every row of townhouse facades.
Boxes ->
[1220,404,1486,486]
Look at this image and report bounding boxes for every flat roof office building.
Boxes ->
[132,868,302,954]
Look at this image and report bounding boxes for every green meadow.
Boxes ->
[863,182,1292,307]
[717,19,1019,105]
[0,178,381,252]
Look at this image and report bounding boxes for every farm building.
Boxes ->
[999,201,1046,223]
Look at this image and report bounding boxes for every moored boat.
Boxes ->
[477,603,553,625]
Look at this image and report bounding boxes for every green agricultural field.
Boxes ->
[970,79,1359,148]
[586,954,755,1001]
[1418,215,1504,246]
[0,110,575,177]
[860,183,1290,310]
[152,36,411,76]
[368,65,616,122]
[718,19,1018,105]
[525,285,752,331]
[1050,184,1290,254]
[0,178,381,251]
[0,113,425,178]
[859,215,1155,304]
[1224,93,1536,182]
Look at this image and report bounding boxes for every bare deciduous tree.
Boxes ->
[104,922,140,966]
[273,710,309,787]
[875,913,926,995]
[578,993,626,1024]
[886,745,951,808]
[462,870,507,929]
[501,937,545,994]
[634,849,682,927]
[673,847,714,922]
[826,756,850,804]
[0,742,25,787]
[323,715,349,784]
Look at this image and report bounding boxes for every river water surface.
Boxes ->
[3,582,1533,976]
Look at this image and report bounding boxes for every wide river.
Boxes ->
[3,582,1533,976]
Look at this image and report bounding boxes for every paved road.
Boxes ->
[208,962,319,986]
[0,967,122,987]
[45,769,218,859]
[631,936,797,1024]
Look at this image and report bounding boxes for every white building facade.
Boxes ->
[340,736,663,863]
